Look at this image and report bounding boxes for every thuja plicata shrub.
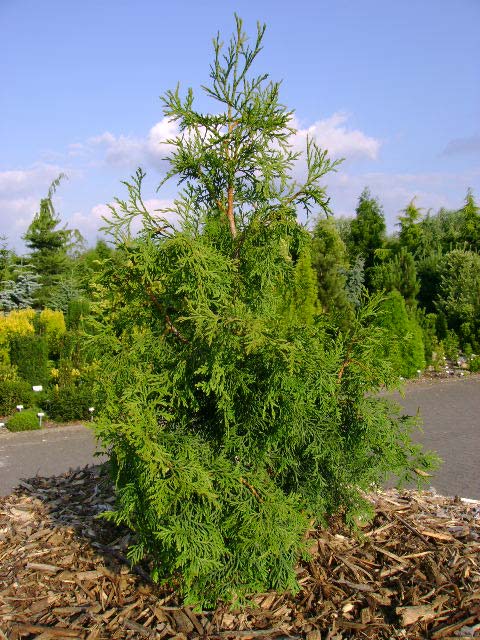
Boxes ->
[7,408,41,432]
[90,16,439,607]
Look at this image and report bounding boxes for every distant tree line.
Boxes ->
[311,187,480,373]
[1,179,479,379]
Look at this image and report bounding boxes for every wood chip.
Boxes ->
[1,466,479,640]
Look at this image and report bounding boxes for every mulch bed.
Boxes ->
[1,466,479,639]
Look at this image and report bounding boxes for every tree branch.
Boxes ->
[145,286,189,344]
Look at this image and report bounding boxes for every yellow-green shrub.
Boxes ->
[0,309,36,364]
[38,309,66,356]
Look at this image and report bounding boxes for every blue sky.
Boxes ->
[1,0,479,249]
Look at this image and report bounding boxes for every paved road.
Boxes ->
[392,376,480,500]
[0,376,478,498]
[0,424,105,496]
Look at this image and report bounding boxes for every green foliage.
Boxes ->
[38,308,66,357]
[416,252,443,314]
[48,275,86,314]
[376,291,425,377]
[416,207,464,256]
[66,298,91,330]
[0,266,40,311]
[416,309,438,364]
[436,249,480,351]
[442,330,460,362]
[23,175,83,307]
[0,362,19,382]
[0,379,35,416]
[0,236,13,283]
[289,247,318,325]
[6,408,41,432]
[9,334,49,386]
[46,383,92,422]
[0,308,36,365]
[348,188,386,286]
[91,17,437,606]
[397,199,424,256]
[371,247,419,310]
[459,189,480,252]
[311,218,353,324]
[468,354,480,373]
[46,342,96,421]
[344,255,365,310]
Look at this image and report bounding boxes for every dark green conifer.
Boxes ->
[460,189,480,252]
[349,188,386,288]
[436,249,480,350]
[23,175,82,307]
[371,247,419,310]
[397,199,424,257]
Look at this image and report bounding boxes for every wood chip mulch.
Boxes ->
[1,466,479,640]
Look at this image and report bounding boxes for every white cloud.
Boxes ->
[0,163,67,195]
[291,113,381,160]
[0,195,39,233]
[0,163,68,248]
[86,112,381,171]
[85,118,179,170]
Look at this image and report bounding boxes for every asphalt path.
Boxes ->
[391,375,480,500]
[0,424,105,497]
[0,376,478,498]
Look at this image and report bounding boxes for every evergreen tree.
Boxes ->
[289,247,318,326]
[23,174,81,307]
[311,217,352,322]
[377,290,425,377]
[436,249,480,350]
[0,236,14,283]
[344,255,365,309]
[91,17,437,606]
[419,207,463,254]
[349,188,386,288]
[397,199,424,257]
[371,247,419,310]
[415,250,442,313]
[460,189,480,252]
[0,266,40,311]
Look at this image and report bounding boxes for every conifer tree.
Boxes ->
[23,175,81,307]
[397,198,424,257]
[436,249,480,350]
[460,189,480,252]
[0,266,40,311]
[376,290,425,377]
[349,188,386,288]
[91,17,437,606]
[371,247,419,310]
[0,236,14,283]
[311,217,353,323]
